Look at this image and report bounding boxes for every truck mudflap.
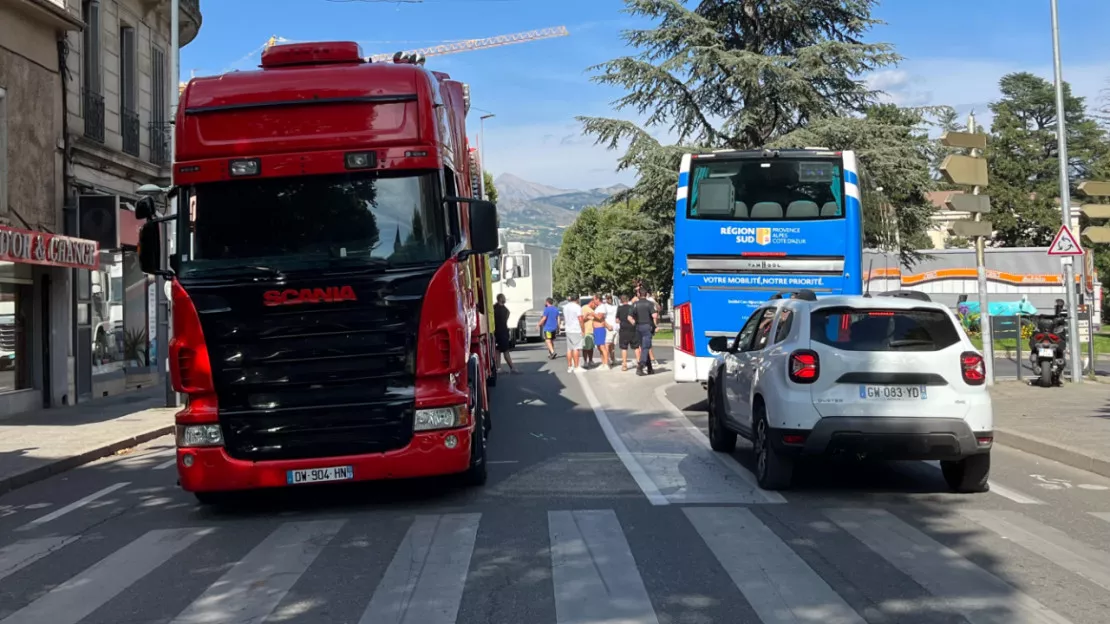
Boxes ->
[176,428,473,493]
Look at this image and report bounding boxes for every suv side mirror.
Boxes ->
[137,221,163,275]
[708,336,731,353]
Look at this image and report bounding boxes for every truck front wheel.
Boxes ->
[462,415,488,486]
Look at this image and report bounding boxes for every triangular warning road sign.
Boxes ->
[1047,224,1084,256]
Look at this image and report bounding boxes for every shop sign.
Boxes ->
[0,225,100,270]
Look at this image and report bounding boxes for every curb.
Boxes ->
[994,428,1110,479]
[0,425,175,496]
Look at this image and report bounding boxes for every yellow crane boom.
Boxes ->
[366,26,568,62]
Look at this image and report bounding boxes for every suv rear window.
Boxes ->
[810,308,961,351]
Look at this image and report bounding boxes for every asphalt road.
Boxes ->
[3,343,1110,623]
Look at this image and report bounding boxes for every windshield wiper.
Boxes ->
[887,339,934,348]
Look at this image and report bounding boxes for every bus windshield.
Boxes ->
[687,157,845,221]
[180,171,447,276]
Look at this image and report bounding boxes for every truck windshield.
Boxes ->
[687,157,845,221]
[180,171,446,276]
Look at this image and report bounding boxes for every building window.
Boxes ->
[150,47,168,166]
[0,87,7,214]
[82,0,105,142]
[0,279,34,393]
[120,24,139,156]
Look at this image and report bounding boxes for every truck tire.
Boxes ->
[488,365,498,388]
[462,413,488,487]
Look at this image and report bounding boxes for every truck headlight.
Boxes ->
[414,405,467,432]
[176,424,224,447]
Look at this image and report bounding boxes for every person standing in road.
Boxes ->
[628,287,658,375]
[591,294,612,370]
[615,294,640,371]
[602,294,619,368]
[493,294,518,374]
[537,297,559,360]
[580,295,598,368]
[561,293,584,373]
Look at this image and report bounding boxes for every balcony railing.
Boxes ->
[83,90,105,143]
[122,108,141,157]
[149,122,171,167]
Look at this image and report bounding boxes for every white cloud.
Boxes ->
[484,57,1110,190]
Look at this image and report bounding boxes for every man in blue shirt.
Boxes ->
[537,297,559,360]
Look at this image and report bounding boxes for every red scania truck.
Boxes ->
[135,41,498,504]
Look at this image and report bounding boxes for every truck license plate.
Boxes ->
[859,385,927,400]
[286,465,354,485]
[1038,348,1054,358]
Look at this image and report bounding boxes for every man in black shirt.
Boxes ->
[615,294,640,371]
[493,294,517,373]
[628,288,658,375]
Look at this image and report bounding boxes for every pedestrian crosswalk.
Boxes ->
[3,505,1110,624]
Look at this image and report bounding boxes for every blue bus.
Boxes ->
[671,148,864,383]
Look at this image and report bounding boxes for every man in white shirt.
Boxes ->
[598,294,618,370]
[561,293,584,373]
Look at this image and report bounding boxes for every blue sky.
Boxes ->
[181,0,1110,189]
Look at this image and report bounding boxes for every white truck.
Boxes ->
[492,232,554,343]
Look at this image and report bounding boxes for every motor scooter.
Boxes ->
[1028,299,1067,387]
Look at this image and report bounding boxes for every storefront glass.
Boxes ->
[91,253,125,375]
[0,274,34,393]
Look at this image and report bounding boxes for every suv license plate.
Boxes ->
[1038,347,1054,358]
[287,466,354,485]
[859,385,927,400]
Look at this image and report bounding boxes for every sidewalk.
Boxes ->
[990,380,1110,478]
[0,388,177,495]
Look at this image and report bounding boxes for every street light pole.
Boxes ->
[162,0,181,406]
[1050,0,1083,383]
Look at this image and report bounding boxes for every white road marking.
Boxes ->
[686,507,865,623]
[171,520,344,624]
[1078,484,1109,491]
[153,458,178,470]
[359,514,480,624]
[18,482,131,530]
[0,536,79,583]
[1091,512,1110,523]
[573,373,668,505]
[2,528,213,624]
[961,509,1110,593]
[655,383,786,503]
[924,461,1045,504]
[827,508,1070,624]
[549,509,658,624]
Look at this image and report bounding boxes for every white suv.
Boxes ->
[706,289,992,492]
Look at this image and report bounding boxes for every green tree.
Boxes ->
[595,199,672,296]
[554,206,603,297]
[987,72,1109,247]
[773,103,938,260]
[483,170,498,204]
[578,0,898,222]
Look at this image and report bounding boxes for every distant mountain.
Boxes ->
[491,174,628,249]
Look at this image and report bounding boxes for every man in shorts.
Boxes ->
[537,297,559,359]
[615,294,640,371]
[561,293,584,373]
[493,294,517,373]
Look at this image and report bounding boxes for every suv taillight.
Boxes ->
[788,349,819,383]
[675,302,693,354]
[169,280,214,395]
[960,351,985,385]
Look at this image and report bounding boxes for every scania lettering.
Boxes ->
[135,42,498,504]
[672,149,865,384]
[262,286,358,306]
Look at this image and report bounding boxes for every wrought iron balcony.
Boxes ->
[149,122,171,167]
[122,108,141,157]
[83,90,105,143]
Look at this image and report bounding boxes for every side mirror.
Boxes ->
[708,336,731,353]
[467,200,498,254]
[137,221,163,275]
[134,196,158,220]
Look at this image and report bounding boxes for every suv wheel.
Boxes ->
[754,405,793,490]
[941,453,990,493]
[707,380,737,453]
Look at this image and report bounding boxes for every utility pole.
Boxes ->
[940,116,994,384]
[1050,0,1083,383]
[162,0,181,407]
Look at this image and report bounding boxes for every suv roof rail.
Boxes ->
[769,289,818,301]
[877,289,932,302]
